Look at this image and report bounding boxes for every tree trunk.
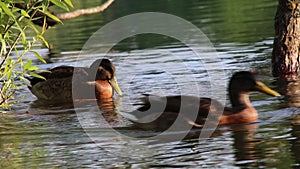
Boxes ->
[272,0,300,76]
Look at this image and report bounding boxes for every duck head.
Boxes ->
[89,59,123,96]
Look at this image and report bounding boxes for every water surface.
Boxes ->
[1,0,300,168]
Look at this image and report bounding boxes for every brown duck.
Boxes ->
[127,71,280,131]
[28,59,122,103]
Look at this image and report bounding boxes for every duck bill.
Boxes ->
[109,76,123,96]
[255,81,281,97]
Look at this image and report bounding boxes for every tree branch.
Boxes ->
[14,0,115,27]
[57,0,115,20]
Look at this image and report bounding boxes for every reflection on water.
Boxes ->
[276,75,300,107]
[2,0,300,168]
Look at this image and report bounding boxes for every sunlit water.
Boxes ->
[1,0,300,168]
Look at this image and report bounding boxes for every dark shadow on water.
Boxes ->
[276,75,300,107]
[144,123,262,168]
[28,97,123,126]
[230,124,262,168]
[291,114,300,166]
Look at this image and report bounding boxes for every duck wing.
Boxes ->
[125,94,225,131]
[28,66,76,88]
[28,66,89,101]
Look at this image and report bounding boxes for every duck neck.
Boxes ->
[229,91,252,112]
[94,80,113,99]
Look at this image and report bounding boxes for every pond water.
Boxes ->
[2,0,300,168]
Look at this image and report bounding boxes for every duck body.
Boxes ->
[128,71,280,131]
[28,59,122,103]
[220,106,258,125]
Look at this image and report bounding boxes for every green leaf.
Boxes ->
[29,73,46,80]
[0,2,14,18]
[43,10,62,23]
[37,35,49,48]
[11,82,19,90]
[26,20,40,34]
[28,66,39,71]
[11,7,20,13]
[64,0,74,8]
[30,50,47,63]
[20,9,30,18]
[0,35,6,54]
[7,69,12,80]
[24,60,32,70]
[50,0,69,11]
[14,21,26,46]
[4,59,13,73]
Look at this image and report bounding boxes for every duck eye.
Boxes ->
[103,66,114,75]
